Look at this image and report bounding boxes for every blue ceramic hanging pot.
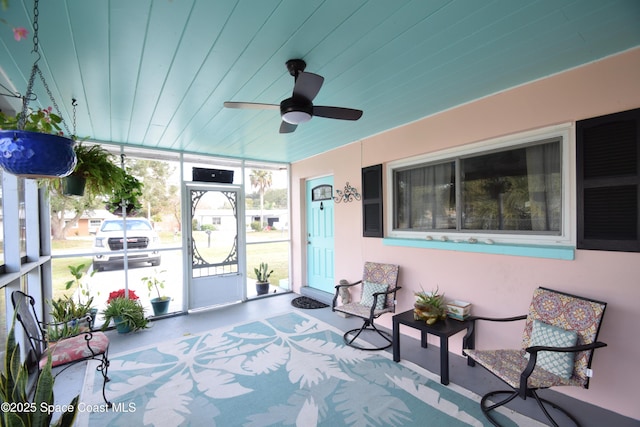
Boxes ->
[0,130,77,178]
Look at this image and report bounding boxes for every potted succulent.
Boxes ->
[253,262,273,296]
[101,289,148,333]
[414,287,447,325]
[143,269,171,316]
[0,107,77,178]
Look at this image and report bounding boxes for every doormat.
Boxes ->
[291,296,329,309]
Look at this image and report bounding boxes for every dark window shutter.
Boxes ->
[362,164,383,237]
[577,108,640,251]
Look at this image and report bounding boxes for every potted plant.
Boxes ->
[60,142,127,197]
[46,262,98,339]
[413,287,447,325]
[47,296,93,338]
[64,262,99,328]
[0,107,77,178]
[1,316,79,427]
[105,172,144,216]
[101,289,148,333]
[253,262,273,296]
[143,269,171,316]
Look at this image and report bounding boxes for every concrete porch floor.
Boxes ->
[52,292,632,426]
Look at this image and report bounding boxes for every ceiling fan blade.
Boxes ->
[223,101,279,110]
[292,72,324,102]
[279,121,297,134]
[313,106,363,121]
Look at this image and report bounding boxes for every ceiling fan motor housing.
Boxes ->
[280,97,313,124]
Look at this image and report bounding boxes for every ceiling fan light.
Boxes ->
[282,110,312,124]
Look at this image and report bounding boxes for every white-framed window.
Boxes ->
[89,219,102,228]
[386,124,574,246]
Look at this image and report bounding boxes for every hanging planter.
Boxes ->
[58,143,125,198]
[0,0,80,180]
[61,173,86,196]
[105,172,144,217]
[0,130,77,178]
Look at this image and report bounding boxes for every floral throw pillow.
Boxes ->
[361,281,388,309]
[525,320,578,379]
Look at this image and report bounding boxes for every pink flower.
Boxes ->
[13,27,28,42]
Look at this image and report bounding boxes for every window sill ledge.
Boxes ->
[382,238,575,260]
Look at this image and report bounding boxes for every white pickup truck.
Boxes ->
[92,218,161,271]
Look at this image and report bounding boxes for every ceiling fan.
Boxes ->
[224,59,363,134]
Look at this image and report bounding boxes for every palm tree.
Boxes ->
[249,170,273,228]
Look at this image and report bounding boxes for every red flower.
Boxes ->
[107,289,139,304]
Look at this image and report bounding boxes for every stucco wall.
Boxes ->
[291,48,640,420]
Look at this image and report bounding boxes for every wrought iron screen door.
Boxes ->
[186,183,245,310]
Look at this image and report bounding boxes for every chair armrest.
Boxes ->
[332,280,363,308]
[518,341,607,397]
[467,314,527,323]
[368,286,402,317]
[525,341,607,355]
[463,314,527,350]
[334,280,362,290]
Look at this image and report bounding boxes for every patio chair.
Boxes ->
[12,291,112,406]
[332,262,401,350]
[464,287,607,426]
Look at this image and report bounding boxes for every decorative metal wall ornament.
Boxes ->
[334,182,361,203]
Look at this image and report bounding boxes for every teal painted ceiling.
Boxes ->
[1,0,639,163]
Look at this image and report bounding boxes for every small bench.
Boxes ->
[12,291,112,406]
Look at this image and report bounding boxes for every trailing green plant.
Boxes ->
[0,315,78,427]
[104,172,144,216]
[101,290,148,332]
[254,262,273,283]
[142,269,169,301]
[66,143,127,198]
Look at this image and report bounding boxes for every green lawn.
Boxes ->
[52,257,94,299]
[50,229,290,300]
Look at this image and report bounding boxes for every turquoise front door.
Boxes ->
[306,176,335,294]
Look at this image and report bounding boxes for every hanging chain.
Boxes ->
[18,0,72,136]
[18,0,39,129]
[72,98,77,138]
[36,67,72,135]
[31,0,39,56]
